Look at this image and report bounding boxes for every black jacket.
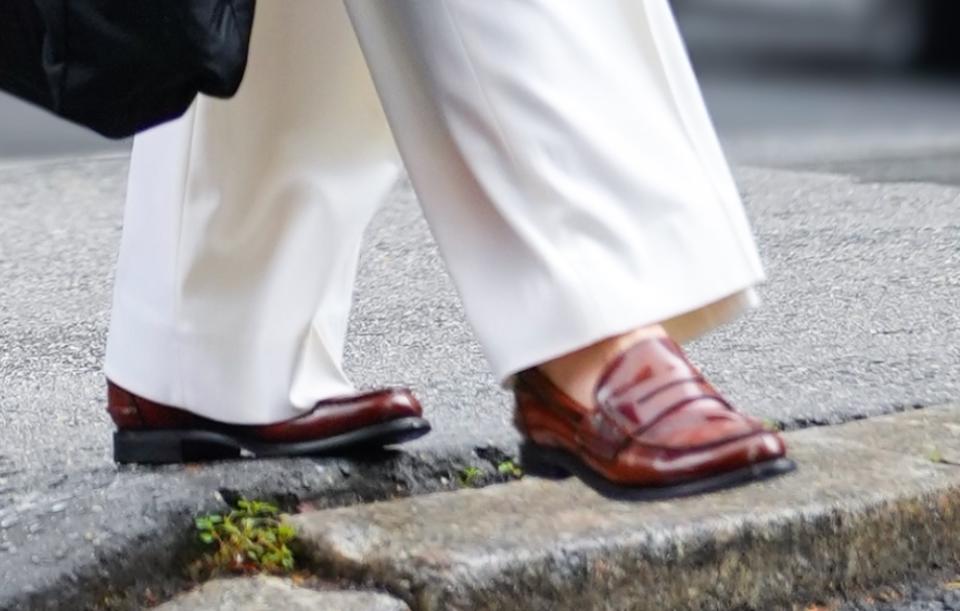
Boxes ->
[0,0,255,138]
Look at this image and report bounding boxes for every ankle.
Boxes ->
[537,325,667,408]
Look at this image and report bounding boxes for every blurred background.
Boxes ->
[3,0,960,165]
[676,0,960,70]
[672,0,960,182]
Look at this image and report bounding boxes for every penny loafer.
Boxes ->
[107,381,431,464]
[514,337,794,500]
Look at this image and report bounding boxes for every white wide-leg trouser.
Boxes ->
[105,0,764,425]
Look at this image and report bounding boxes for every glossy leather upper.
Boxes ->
[107,381,423,442]
[514,338,787,486]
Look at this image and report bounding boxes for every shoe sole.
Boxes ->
[520,441,797,501]
[113,417,431,465]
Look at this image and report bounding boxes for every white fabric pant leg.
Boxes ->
[109,0,765,425]
[105,1,399,424]
[344,0,765,381]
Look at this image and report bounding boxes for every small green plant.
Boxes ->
[191,499,297,578]
[459,466,483,488]
[497,459,523,479]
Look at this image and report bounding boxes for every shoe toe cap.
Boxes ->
[382,388,423,419]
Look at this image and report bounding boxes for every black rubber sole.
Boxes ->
[520,442,797,501]
[113,417,432,465]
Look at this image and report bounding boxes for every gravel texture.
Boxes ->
[155,577,409,611]
[799,573,960,611]
[843,585,960,611]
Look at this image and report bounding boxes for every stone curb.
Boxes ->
[0,444,515,611]
[292,404,960,611]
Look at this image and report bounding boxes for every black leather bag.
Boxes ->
[0,0,255,138]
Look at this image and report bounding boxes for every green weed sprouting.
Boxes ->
[497,459,524,479]
[459,466,483,488]
[191,499,297,578]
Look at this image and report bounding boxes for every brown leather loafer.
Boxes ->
[108,382,431,464]
[514,337,794,500]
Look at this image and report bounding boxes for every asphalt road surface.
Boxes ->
[2,22,960,605]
